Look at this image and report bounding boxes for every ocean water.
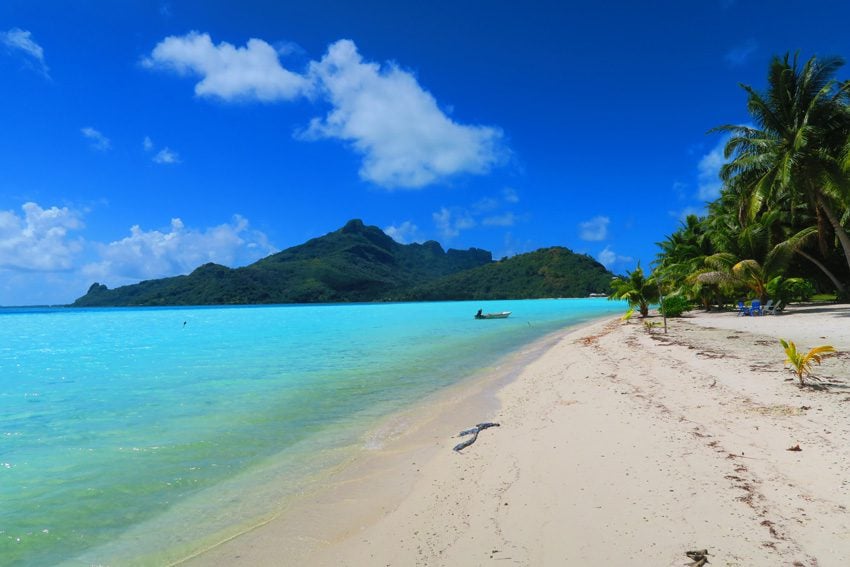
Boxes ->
[0,299,623,566]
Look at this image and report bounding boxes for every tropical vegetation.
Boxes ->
[645,53,850,308]
[609,264,659,317]
[780,339,836,386]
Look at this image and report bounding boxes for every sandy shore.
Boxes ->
[185,304,850,566]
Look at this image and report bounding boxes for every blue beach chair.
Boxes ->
[736,301,750,316]
[750,299,762,316]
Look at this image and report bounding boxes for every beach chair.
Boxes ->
[736,301,750,316]
[750,299,762,315]
[766,300,782,315]
[763,299,774,314]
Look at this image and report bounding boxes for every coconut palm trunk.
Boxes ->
[818,197,850,281]
[797,249,847,292]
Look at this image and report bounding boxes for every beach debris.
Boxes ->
[453,422,500,452]
[787,444,802,451]
[685,549,710,566]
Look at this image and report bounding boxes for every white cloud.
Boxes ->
[0,202,83,271]
[81,127,111,151]
[302,40,505,189]
[143,31,311,102]
[597,246,633,270]
[697,138,728,201]
[579,215,610,241]
[433,207,476,240]
[482,212,517,227]
[384,221,421,244]
[153,147,181,164]
[0,205,278,305]
[146,34,507,188]
[83,215,276,282]
[0,27,49,77]
[143,137,180,163]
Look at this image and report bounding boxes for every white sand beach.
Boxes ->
[186,304,850,566]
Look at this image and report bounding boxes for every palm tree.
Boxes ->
[713,53,850,289]
[767,225,847,293]
[609,264,659,317]
[655,215,728,309]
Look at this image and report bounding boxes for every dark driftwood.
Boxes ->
[685,549,710,566]
[453,422,500,452]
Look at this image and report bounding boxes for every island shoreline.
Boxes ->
[185,305,850,565]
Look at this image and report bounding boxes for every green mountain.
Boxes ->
[401,246,614,301]
[72,220,614,306]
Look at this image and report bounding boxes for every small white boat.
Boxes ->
[474,310,511,319]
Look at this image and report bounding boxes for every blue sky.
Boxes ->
[2,1,850,305]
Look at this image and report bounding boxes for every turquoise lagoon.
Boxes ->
[0,299,623,565]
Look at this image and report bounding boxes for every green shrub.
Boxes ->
[767,277,816,304]
[784,279,815,302]
[659,295,691,317]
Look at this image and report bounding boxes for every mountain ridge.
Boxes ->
[72,220,614,306]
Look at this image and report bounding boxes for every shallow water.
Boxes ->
[0,299,623,565]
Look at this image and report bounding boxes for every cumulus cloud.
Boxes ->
[697,137,728,201]
[0,202,83,271]
[153,147,181,164]
[579,215,610,241]
[0,27,49,77]
[145,33,508,188]
[433,207,476,240]
[597,246,633,270]
[81,127,111,151]
[302,40,505,188]
[143,136,154,151]
[0,205,279,305]
[142,31,311,102]
[83,215,275,282]
[384,221,421,244]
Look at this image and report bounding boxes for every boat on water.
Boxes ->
[474,309,511,319]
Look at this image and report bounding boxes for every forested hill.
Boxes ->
[401,247,614,300]
[72,220,614,306]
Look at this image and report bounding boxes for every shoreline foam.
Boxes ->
[186,305,850,565]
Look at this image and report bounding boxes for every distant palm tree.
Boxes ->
[713,53,850,286]
[609,264,659,317]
